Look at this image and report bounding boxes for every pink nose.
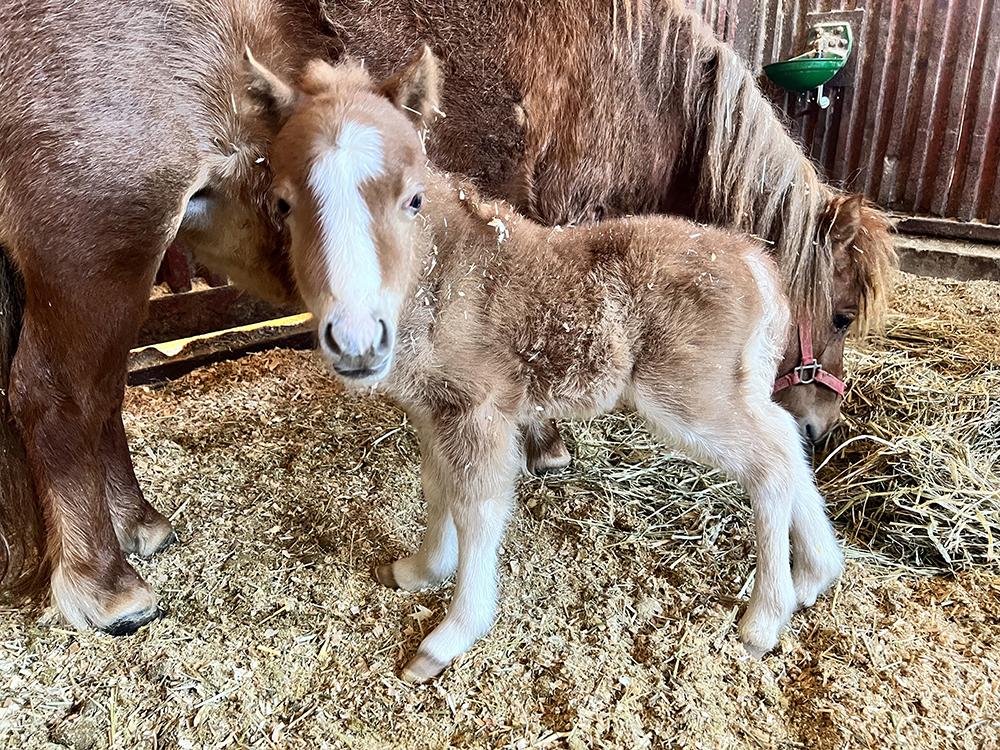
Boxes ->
[321,316,394,379]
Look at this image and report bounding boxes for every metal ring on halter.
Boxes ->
[772,313,847,398]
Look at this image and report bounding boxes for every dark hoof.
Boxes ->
[154,530,178,555]
[102,606,161,637]
[401,652,450,683]
[373,564,399,589]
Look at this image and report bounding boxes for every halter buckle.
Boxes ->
[794,361,821,385]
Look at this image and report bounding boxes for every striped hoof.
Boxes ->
[401,652,450,683]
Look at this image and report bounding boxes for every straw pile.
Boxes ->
[819,274,1000,572]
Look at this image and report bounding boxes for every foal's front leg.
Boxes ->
[375,436,458,590]
[397,417,520,683]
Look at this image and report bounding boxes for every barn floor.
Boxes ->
[1,272,998,750]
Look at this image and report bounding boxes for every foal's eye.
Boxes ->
[832,313,854,332]
[405,192,423,216]
[276,198,291,216]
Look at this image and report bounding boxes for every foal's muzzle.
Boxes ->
[321,314,394,381]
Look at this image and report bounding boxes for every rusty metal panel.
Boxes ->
[775,0,1000,223]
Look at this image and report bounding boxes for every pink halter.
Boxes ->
[772,313,846,398]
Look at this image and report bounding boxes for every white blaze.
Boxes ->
[309,121,384,308]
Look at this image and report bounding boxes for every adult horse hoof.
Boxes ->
[373,565,399,589]
[152,529,179,555]
[401,652,449,683]
[101,605,161,637]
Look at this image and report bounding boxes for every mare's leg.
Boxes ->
[101,408,176,557]
[632,386,829,655]
[522,419,571,475]
[375,433,458,590]
[401,416,520,683]
[8,210,174,634]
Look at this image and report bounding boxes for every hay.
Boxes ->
[817,276,1000,573]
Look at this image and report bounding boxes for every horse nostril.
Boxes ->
[323,323,342,357]
[375,319,392,356]
[804,423,817,444]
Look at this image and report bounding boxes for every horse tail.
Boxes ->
[0,246,48,599]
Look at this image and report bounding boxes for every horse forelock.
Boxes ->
[850,203,897,336]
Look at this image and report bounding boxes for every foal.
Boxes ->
[255,51,844,682]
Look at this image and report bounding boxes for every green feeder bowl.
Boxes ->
[764,23,852,104]
[763,57,845,93]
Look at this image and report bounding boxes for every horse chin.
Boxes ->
[329,354,393,389]
[776,388,842,447]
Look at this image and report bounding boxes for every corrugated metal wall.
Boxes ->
[686,0,1000,224]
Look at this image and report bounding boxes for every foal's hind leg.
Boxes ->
[633,388,810,655]
[101,408,176,558]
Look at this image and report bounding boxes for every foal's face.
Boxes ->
[274,98,425,381]
[248,53,435,383]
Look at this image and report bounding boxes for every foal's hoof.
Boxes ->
[373,565,399,589]
[525,438,571,476]
[741,641,769,660]
[101,605,161,637]
[401,652,450,683]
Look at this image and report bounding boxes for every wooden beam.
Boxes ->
[139,286,302,348]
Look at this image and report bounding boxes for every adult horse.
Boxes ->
[0,0,893,632]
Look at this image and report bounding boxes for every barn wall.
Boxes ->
[688,0,1000,224]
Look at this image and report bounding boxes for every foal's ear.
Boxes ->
[826,194,864,247]
[244,47,299,131]
[378,45,441,126]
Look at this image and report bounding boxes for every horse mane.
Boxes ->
[635,0,895,324]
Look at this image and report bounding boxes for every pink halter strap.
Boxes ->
[772,313,847,398]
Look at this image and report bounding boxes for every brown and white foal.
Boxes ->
[254,51,845,682]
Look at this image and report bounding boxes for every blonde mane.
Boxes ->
[623,0,896,323]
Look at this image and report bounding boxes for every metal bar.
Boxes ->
[955,0,1000,220]
[903,0,953,212]
[860,0,899,199]
[832,6,870,183]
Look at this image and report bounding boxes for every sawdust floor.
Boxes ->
[1,272,998,750]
